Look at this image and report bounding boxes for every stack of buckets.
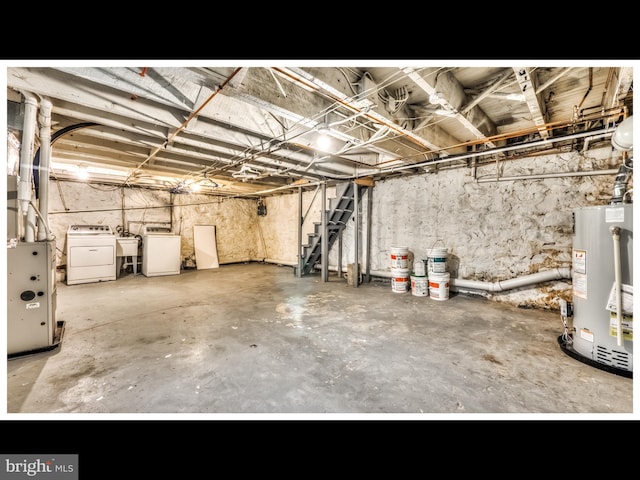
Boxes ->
[410,257,428,297]
[427,247,449,301]
[390,246,410,293]
[390,245,449,300]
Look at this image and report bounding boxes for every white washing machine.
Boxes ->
[66,224,117,285]
[141,226,181,277]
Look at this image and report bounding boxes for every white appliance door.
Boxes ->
[68,245,115,267]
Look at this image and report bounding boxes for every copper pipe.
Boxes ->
[123,67,243,185]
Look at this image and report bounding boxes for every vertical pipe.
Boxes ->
[18,91,39,242]
[337,230,343,279]
[353,182,359,288]
[610,226,624,346]
[360,185,368,283]
[37,98,53,241]
[365,186,372,283]
[321,182,328,282]
[297,186,303,277]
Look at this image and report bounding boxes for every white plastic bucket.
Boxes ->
[429,272,450,301]
[391,268,410,293]
[390,246,409,269]
[413,259,426,277]
[411,275,428,297]
[427,248,448,274]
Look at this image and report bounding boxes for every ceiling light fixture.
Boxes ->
[232,165,262,181]
[434,108,457,118]
[315,122,332,150]
[75,163,89,180]
[429,92,445,105]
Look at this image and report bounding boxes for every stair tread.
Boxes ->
[301,183,364,274]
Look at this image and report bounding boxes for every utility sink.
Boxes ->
[116,237,139,256]
[116,237,140,276]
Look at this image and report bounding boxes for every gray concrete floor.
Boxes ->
[6,262,634,417]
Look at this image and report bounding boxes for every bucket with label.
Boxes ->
[413,259,426,277]
[411,275,428,297]
[391,268,410,293]
[390,246,409,269]
[429,272,450,301]
[427,247,448,274]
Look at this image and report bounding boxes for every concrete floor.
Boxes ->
[6,262,634,417]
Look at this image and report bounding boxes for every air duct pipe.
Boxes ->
[610,115,633,204]
[17,91,39,242]
[37,97,53,241]
[610,159,633,204]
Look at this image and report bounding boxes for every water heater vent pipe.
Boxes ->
[17,91,39,242]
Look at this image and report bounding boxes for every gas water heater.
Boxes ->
[568,204,633,375]
[559,115,633,377]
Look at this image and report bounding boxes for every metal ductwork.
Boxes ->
[610,115,633,205]
[610,159,633,204]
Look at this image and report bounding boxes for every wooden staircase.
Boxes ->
[300,181,365,276]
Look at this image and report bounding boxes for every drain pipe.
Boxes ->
[18,91,39,243]
[449,267,571,293]
[326,265,571,293]
[37,97,53,241]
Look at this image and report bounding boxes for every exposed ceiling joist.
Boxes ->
[513,67,548,140]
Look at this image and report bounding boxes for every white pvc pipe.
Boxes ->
[37,97,53,241]
[450,268,572,292]
[321,265,572,293]
[610,226,623,346]
[18,91,39,242]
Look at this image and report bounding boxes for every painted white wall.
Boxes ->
[46,184,259,268]
[44,145,629,310]
[256,185,336,266]
[324,146,628,308]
